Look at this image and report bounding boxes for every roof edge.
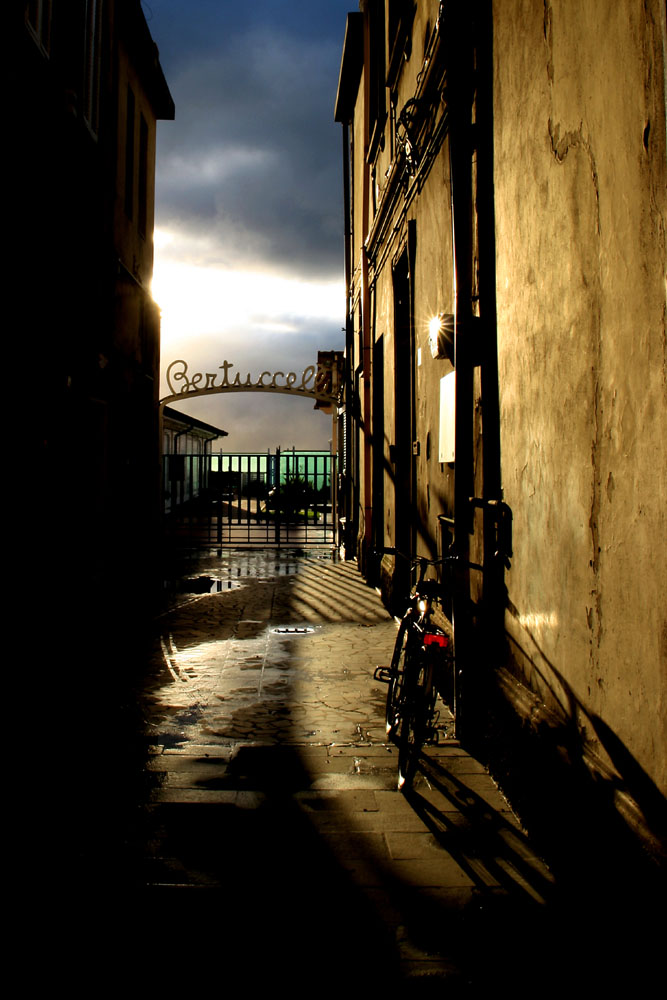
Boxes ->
[334,12,363,124]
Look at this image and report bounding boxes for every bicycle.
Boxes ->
[374,551,456,790]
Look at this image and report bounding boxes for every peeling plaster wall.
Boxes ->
[494,0,666,794]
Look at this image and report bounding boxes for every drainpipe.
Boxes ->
[341,122,353,556]
[342,123,352,318]
[360,1,373,570]
[475,3,506,657]
[447,7,475,743]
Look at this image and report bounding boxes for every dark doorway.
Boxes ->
[392,247,415,595]
[371,332,385,580]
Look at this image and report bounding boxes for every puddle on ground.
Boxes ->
[271,626,316,635]
[164,547,329,597]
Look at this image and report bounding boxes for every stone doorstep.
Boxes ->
[327,743,398,756]
[151,770,399,792]
[147,746,512,830]
[308,773,399,791]
[150,743,400,767]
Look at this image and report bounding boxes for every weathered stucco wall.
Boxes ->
[494,0,666,795]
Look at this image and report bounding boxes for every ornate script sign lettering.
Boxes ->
[162,358,338,406]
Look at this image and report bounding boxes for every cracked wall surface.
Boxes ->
[493,0,666,795]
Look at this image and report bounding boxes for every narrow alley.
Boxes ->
[15,2,665,993]
[78,548,661,995]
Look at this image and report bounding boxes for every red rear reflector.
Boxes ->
[424,633,448,647]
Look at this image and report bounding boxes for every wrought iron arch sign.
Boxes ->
[160,357,340,409]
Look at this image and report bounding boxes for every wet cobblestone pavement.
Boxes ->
[43,548,661,996]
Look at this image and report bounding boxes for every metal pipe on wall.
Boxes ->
[360,2,373,569]
[445,4,476,742]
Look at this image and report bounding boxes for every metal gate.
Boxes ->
[163,448,336,548]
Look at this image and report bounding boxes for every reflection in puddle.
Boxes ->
[179,575,241,594]
[164,547,320,599]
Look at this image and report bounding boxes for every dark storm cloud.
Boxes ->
[144,0,354,280]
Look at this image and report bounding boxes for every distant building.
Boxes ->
[336,1,666,860]
[9,1,174,627]
[162,406,228,457]
[162,406,228,513]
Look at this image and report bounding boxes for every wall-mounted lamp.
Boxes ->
[428,312,455,364]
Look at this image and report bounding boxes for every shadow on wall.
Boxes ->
[482,598,667,877]
[374,449,447,612]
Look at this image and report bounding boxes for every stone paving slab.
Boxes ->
[317,830,388,859]
[295,802,429,833]
[386,830,459,860]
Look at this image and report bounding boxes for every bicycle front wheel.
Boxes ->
[397,654,430,791]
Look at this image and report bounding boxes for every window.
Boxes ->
[386,0,413,90]
[367,0,386,162]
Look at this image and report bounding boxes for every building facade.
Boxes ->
[336,1,666,859]
[162,406,228,514]
[9,1,174,628]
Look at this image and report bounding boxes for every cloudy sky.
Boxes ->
[144,0,355,450]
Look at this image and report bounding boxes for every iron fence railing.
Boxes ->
[163,449,336,548]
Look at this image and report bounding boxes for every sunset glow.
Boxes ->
[152,229,343,347]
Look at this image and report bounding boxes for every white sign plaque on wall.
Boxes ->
[439,371,456,464]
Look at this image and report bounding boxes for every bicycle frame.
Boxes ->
[374,551,455,790]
